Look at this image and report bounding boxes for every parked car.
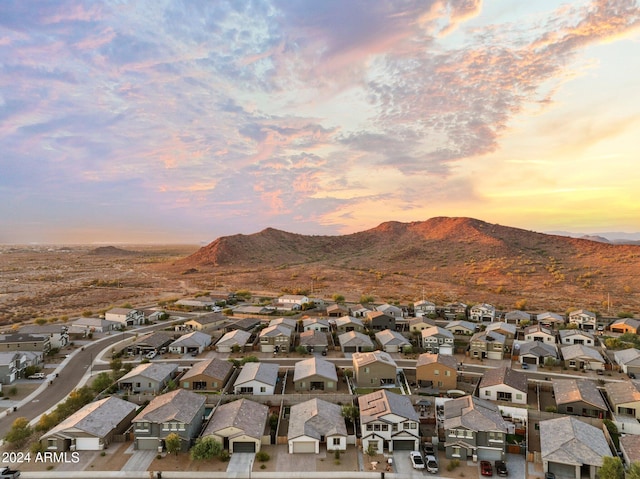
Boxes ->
[521,362,529,370]
[597,369,604,375]
[495,460,508,476]
[422,442,435,456]
[27,372,45,380]
[0,466,20,478]
[145,351,157,359]
[409,451,425,469]
[544,473,555,479]
[425,455,438,474]
[629,372,637,379]
[480,460,493,476]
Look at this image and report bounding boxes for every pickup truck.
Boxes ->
[0,466,21,478]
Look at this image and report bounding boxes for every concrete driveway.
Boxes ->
[227,452,255,475]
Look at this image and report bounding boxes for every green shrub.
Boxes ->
[447,459,460,471]
[220,450,231,462]
[256,451,270,462]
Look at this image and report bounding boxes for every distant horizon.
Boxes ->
[2,1,639,244]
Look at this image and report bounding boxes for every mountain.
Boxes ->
[174,217,640,312]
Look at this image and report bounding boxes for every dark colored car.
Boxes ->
[545,473,555,479]
[422,442,435,456]
[495,460,508,476]
[480,460,493,476]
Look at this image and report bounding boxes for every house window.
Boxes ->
[452,446,461,457]
[485,390,490,396]
[135,422,150,432]
[391,424,397,432]
[445,370,451,377]
[516,394,522,400]
[260,387,266,392]
[367,425,373,431]
[466,430,473,439]
[368,441,379,452]
[332,438,341,446]
[569,361,576,367]
[488,432,503,442]
[381,425,388,431]
[374,424,381,431]
[434,369,439,376]
[364,367,370,373]
[47,439,57,450]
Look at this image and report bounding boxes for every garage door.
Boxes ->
[137,438,159,450]
[233,441,256,453]
[393,440,416,451]
[548,461,576,477]
[261,344,274,353]
[292,441,316,453]
[487,351,502,360]
[343,346,356,353]
[75,437,101,450]
[523,356,538,364]
[476,448,503,461]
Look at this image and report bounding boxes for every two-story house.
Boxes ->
[421,326,454,354]
[537,312,565,329]
[416,353,458,390]
[443,395,508,461]
[0,333,51,353]
[359,390,420,453]
[524,324,556,344]
[352,351,397,387]
[469,331,506,360]
[553,378,607,418]
[478,366,527,404]
[105,307,145,327]
[18,325,69,349]
[366,311,396,331]
[0,352,20,384]
[259,324,292,353]
[469,303,496,322]
[414,300,437,318]
[568,309,597,331]
[559,329,595,347]
[233,362,279,395]
[443,302,468,320]
[277,295,310,310]
[133,389,206,452]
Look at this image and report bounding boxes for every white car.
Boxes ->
[409,451,425,469]
[426,455,438,474]
[145,351,157,359]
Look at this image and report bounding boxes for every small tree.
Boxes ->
[190,437,222,460]
[165,432,181,455]
[91,372,113,394]
[598,456,623,479]
[360,295,375,304]
[5,417,32,447]
[341,404,359,424]
[35,317,47,325]
[110,357,123,374]
[628,462,640,479]
[332,294,345,303]
[296,345,308,355]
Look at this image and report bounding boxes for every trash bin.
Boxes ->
[156,472,162,479]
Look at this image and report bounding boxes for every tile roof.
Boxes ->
[216,329,252,347]
[479,366,527,393]
[445,320,476,332]
[443,396,508,432]
[133,389,206,424]
[358,390,419,423]
[181,358,233,382]
[614,348,640,365]
[540,416,611,466]
[338,331,373,347]
[604,380,640,405]
[375,329,410,346]
[621,434,640,464]
[334,316,364,328]
[422,326,454,339]
[416,353,458,370]
[119,362,178,383]
[561,344,603,362]
[559,329,595,340]
[293,357,337,382]
[299,330,329,347]
[485,322,517,336]
[517,341,557,357]
[132,331,175,348]
[203,398,268,440]
[552,379,606,410]
[234,362,279,387]
[169,331,211,348]
[288,398,347,440]
[259,324,292,338]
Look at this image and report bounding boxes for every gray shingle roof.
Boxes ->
[479,366,527,393]
[604,380,640,405]
[561,344,603,362]
[203,398,268,440]
[216,329,252,347]
[358,390,419,423]
[234,362,279,387]
[540,416,611,466]
[169,331,211,348]
[288,398,346,440]
[338,331,373,348]
[552,379,607,410]
[293,357,337,383]
[119,362,178,383]
[443,396,508,432]
[299,330,329,347]
[518,341,557,357]
[375,329,410,347]
[133,389,206,424]
[181,358,233,382]
[416,353,458,370]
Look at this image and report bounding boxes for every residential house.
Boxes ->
[117,363,178,394]
[559,329,595,347]
[133,389,206,452]
[445,320,477,336]
[561,344,605,371]
[414,300,437,318]
[232,305,270,315]
[180,358,233,392]
[338,331,374,353]
[568,309,597,331]
[537,312,565,329]
[375,329,410,353]
[40,396,137,451]
[443,302,468,320]
[375,303,404,318]
[366,311,396,331]
[620,435,640,468]
[18,324,69,349]
[359,390,420,452]
[349,304,371,318]
[352,351,397,387]
[69,317,118,335]
[183,313,226,332]
[604,380,640,419]
[215,329,252,353]
[326,303,348,317]
[334,316,365,334]
[524,324,556,344]
[126,331,174,356]
[0,352,20,384]
[469,331,506,360]
[610,318,640,334]
[443,395,508,461]
[298,330,328,353]
[613,348,640,376]
[302,318,331,332]
[0,333,51,353]
[277,295,310,309]
[105,307,144,327]
[202,398,269,453]
[540,416,611,479]
[175,297,218,309]
[416,353,458,390]
[517,341,557,366]
[288,398,347,454]
[470,303,496,322]
[268,317,298,331]
[168,331,212,355]
[552,379,607,418]
[408,317,436,333]
[478,366,527,405]
[293,357,338,392]
[421,326,454,354]
[227,317,260,332]
[233,362,279,395]
[259,324,292,353]
[485,322,516,340]
[504,310,531,325]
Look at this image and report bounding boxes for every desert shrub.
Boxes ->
[256,451,270,462]
[219,450,231,462]
[447,459,460,471]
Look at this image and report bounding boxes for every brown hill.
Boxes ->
[175,217,640,313]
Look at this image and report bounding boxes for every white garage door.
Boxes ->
[292,441,316,453]
[476,448,503,461]
[487,351,502,360]
[261,344,275,353]
[75,437,101,450]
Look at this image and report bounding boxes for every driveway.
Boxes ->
[227,452,255,475]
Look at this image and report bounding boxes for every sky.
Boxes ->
[1,0,639,244]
